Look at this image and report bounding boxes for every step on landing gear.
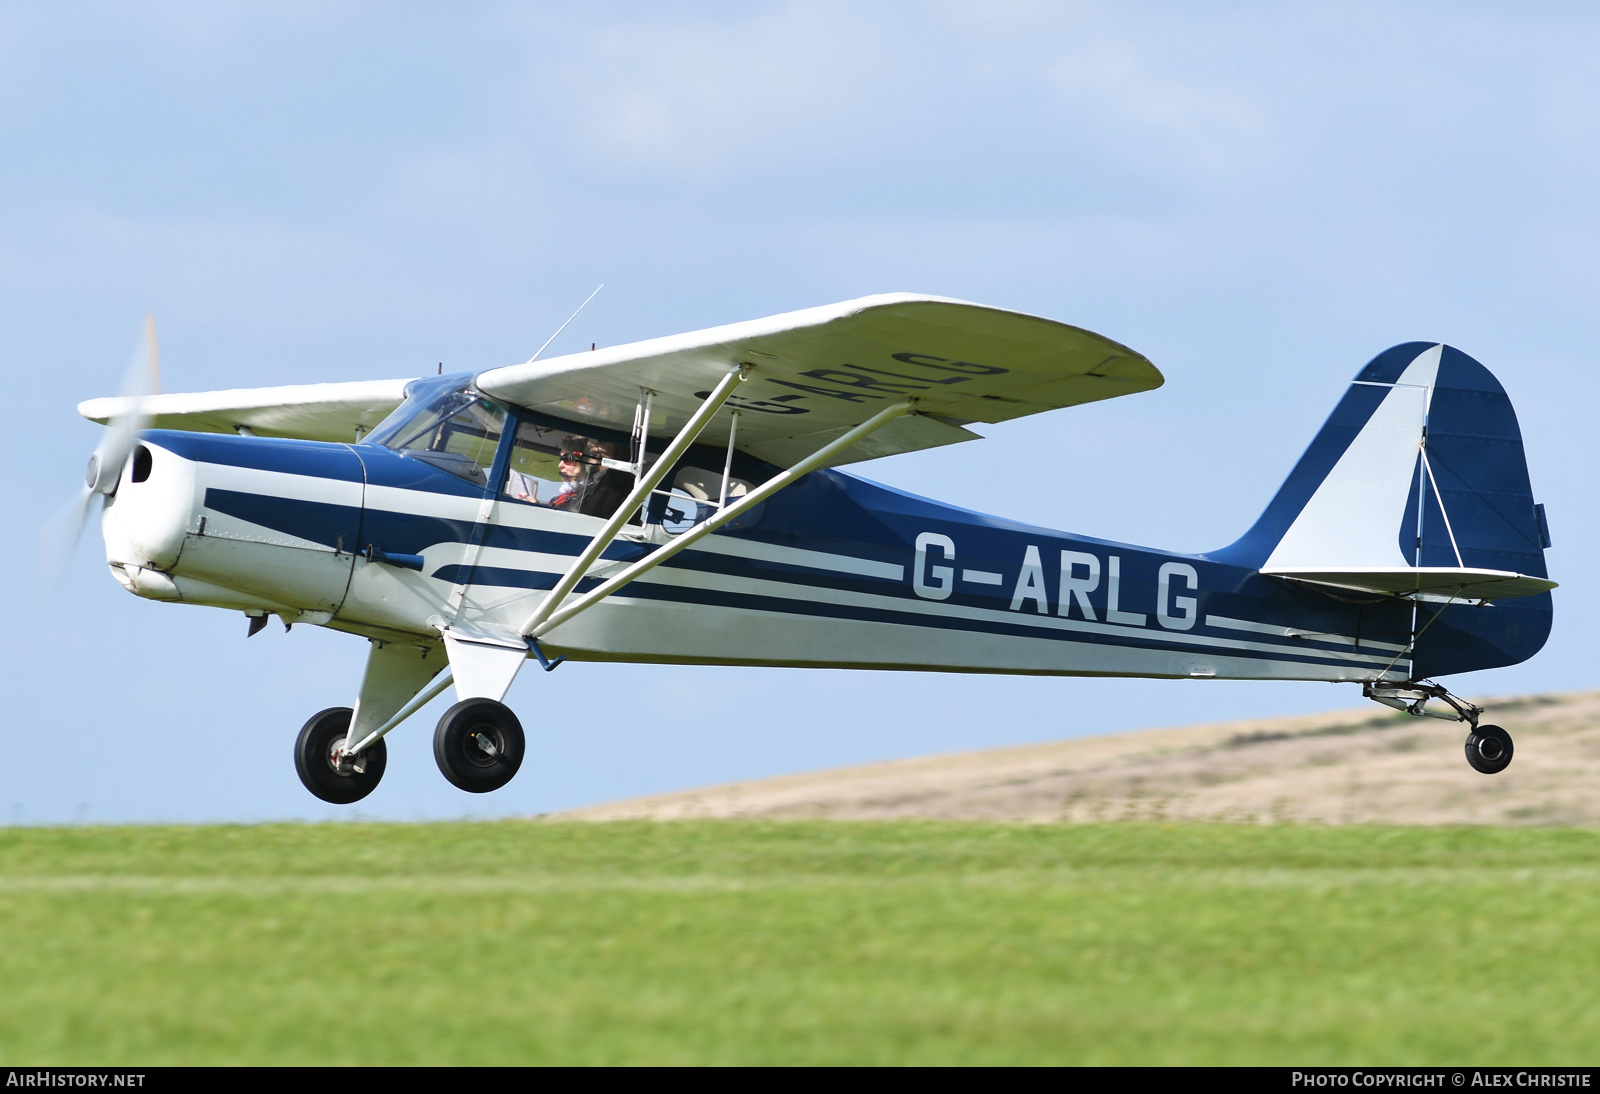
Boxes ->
[1364,682,1513,775]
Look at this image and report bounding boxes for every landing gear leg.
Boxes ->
[1364,681,1513,776]
[294,707,387,803]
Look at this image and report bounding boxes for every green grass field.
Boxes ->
[0,820,1597,1065]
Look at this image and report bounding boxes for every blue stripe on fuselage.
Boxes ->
[553,576,1398,673]
[165,426,1417,676]
[456,561,1399,671]
[205,489,360,550]
[146,430,366,482]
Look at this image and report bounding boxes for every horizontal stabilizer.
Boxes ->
[79,379,411,443]
[1263,567,1557,601]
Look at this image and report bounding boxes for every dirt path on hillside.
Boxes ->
[557,691,1600,825]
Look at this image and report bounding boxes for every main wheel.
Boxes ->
[294,706,387,803]
[434,698,525,793]
[1464,724,1514,775]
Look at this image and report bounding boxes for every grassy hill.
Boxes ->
[2,820,1599,1064]
[561,690,1600,825]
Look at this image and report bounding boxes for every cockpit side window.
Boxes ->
[501,419,632,519]
[369,385,507,486]
[659,466,752,534]
[501,420,564,503]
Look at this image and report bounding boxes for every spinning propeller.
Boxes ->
[39,316,161,586]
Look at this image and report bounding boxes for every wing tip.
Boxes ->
[77,397,118,424]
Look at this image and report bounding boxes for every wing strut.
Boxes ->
[341,398,913,759]
[517,364,749,637]
[343,367,747,759]
[525,400,913,640]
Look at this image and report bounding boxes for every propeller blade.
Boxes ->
[40,316,162,587]
[87,315,158,496]
[38,487,97,589]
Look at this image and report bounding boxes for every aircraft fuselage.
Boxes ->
[101,423,1536,687]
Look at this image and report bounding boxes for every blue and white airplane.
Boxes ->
[71,295,1555,802]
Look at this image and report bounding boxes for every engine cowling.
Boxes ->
[102,431,363,621]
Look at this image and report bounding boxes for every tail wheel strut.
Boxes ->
[1365,681,1515,776]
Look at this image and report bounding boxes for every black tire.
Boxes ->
[294,706,387,804]
[1464,724,1514,775]
[434,698,525,793]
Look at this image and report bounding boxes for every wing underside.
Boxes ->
[475,293,1163,468]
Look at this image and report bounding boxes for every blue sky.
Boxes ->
[4,2,1597,823]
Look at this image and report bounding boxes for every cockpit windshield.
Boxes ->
[367,381,506,486]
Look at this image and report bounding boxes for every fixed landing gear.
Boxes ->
[1364,682,1515,776]
[433,698,525,793]
[1465,724,1514,775]
[294,707,387,803]
[290,696,526,801]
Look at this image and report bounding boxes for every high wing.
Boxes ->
[475,293,1163,468]
[74,296,1162,464]
[78,379,411,443]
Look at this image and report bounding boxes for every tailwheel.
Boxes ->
[294,706,387,803]
[1464,724,1514,775]
[434,698,525,793]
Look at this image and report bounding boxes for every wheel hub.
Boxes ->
[327,737,368,776]
[432,697,525,793]
[467,728,501,766]
[295,707,387,805]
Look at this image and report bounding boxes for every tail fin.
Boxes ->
[1215,342,1553,676]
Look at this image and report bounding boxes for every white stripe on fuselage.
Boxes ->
[419,527,1408,671]
[224,464,1407,677]
[580,558,1406,669]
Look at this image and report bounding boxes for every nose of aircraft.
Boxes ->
[99,429,366,617]
[100,438,197,581]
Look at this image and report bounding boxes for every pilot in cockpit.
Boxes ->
[501,436,591,508]
[502,432,631,518]
[576,440,631,517]
[545,444,589,511]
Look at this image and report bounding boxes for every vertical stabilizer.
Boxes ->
[1262,345,1441,573]
[1213,342,1552,676]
